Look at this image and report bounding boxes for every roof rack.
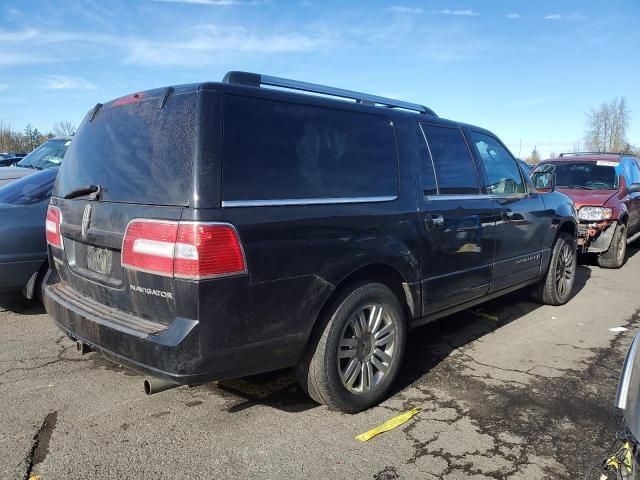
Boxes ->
[559,151,624,157]
[222,71,437,116]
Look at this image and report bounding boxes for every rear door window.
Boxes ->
[417,125,437,195]
[469,131,525,195]
[420,124,479,195]
[222,95,398,201]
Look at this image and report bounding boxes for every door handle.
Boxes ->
[425,214,445,230]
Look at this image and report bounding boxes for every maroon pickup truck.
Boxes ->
[534,153,640,268]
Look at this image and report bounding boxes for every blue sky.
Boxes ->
[0,0,639,158]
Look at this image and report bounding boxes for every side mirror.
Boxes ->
[628,183,640,194]
[532,171,555,192]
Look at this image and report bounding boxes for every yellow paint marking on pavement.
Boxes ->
[28,475,41,480]
[466,309,499,322]
[356,408,420,442]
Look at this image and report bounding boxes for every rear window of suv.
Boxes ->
[54,92,196,206]
[222,95,399,202]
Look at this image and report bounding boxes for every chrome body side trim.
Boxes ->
[221,196,398,208]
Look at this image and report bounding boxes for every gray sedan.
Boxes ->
[0,168,58,300]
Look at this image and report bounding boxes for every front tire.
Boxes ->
[597,222,627,269]
[532,232,576,305]
[297,282,406,413]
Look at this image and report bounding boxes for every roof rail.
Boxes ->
[222,71,437,116]
[559,151,624,157]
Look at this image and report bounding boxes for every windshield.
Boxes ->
[17,139,70,170]
[0,167,58,205]
[536,162,619,190]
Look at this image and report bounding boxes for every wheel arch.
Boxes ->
[299,262,418,361]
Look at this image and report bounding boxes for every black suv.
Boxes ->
[44,72,578,412]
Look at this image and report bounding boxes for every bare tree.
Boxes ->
[526,147,541,164]
[584,98,631,152]
[51,121,76,137]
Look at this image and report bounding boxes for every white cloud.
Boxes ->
[432,9,479,17]
[544,13,586,21]
[126,25,325,65]
[0,83,8,91]
[151,0,267,5]
[386,6,423,14]
[506,13,520,20]
[44,75,95,90]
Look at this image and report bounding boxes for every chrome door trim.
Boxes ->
[221,196,398,207]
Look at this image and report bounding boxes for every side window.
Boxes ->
[222,95,398,201]
[621,158,640,185]
[421,124,479,195]
[416,125,437,195]
[631,160,640,184]
[469,131,525,195]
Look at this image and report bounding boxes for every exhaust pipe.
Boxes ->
[76,341,92,355]
[144,377,180,395]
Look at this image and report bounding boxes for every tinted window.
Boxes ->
[421,124,478,194]
[222,95,398,201]
[54,93,196,206]
[470,131,525,195]
[417,125,437,195]
[0,168,58,205]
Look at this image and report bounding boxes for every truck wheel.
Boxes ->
[532,232,576,305]
[297,282,406,413]
[597,223,627,269]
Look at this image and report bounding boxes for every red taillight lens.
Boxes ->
[121,220,246,280]
[46,205,63,249]
[121,221,178,276]
[174,223,246,279]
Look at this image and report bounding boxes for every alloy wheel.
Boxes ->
[555,243,575,297]
[337,304,397,394]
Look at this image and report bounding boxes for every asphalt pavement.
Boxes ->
[2,248,639,479]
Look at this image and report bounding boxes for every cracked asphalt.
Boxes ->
[1,248,640,479]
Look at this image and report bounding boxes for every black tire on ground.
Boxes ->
[597,222,627,269]
[296,282,406,413]
[33,262,48,304]
[531,232,576,306]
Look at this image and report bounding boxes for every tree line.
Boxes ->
[526,97,639,163]
[0,121,76,153]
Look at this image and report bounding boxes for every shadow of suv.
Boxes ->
[43,71,578,412]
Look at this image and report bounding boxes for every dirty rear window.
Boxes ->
[54,92,196,206]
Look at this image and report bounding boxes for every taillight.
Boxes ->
[46,205,63,249]
[121,220,246,280]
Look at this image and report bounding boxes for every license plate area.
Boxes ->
[87,245,113,275]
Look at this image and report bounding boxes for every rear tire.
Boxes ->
[597,222,627,269]
[296,282,406,413]
[532,232,576,305]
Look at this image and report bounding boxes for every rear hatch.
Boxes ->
[49,87,198,326]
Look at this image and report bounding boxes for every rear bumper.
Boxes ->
[0,258,44,292]
[43,270,316,384]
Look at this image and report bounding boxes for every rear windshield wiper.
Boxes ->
[64,184,102,200]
